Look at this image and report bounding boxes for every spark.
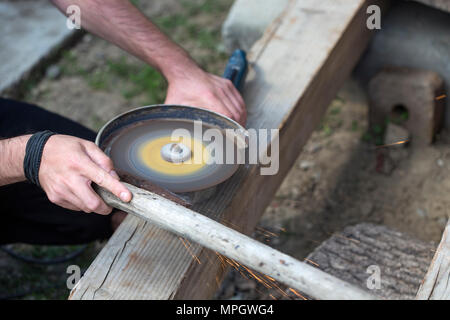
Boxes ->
[224,257,250,281]
[225,257,240,269]
[179,237,201,264]
[253,286,270,299]
[435,94,447,100]
[228,259,251,280]
[304,258,320,267]
[256,226,279,238]
[216,252,228,269]
[202,249,218,266]
[289,288,308,300]
[238,270,250,280]
[304,237,324,245]
[333,233,361,244]
[216,253,304,301]
[376,139,410,148]
[271,281,291,299]
[225,257,280,292]
[264,274,276,282]
[242,266,272,289]
[219,218,245,233]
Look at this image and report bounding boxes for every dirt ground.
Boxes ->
[1,0,448,300]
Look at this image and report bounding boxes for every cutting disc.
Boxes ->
[97,105,246,193]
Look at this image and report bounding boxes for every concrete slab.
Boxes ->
[356,2,450,127]
[0,0,75,93]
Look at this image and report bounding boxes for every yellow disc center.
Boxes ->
[138,136,208,176]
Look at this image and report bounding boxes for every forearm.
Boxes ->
[51,0,201,82]
[0,135,30,186]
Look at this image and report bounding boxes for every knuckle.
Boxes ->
[93,170,106,186]
[205,91,217,100]
[53,187,64,198]
[104,155,113,165]
[86,141,97,149]
[82,207,92,214]
[218,87,227,95]
[86,198,101,212]
[68,154,82,170]
[103,157,114,170]
[48,193,61,205]
[224,79,233,88]
[100,205,113,215]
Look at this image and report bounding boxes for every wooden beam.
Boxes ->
[416,220,450,300]
[70,0,384,300]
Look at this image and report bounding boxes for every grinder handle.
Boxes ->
[223,49,248,92]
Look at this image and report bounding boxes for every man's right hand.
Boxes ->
[39,135,132,215]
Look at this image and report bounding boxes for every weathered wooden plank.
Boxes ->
[70,0,385,300]
[416,220,450,300]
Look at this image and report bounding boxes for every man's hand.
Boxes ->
[164,69,246,126]
[51,0,247,125]
[39,135,132,215]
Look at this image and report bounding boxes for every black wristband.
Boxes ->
[23,130,56,187]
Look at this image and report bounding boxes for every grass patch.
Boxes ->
[362,124,385,146]
[88,71,109,90]
[154,12,221,51]
[60,55,167,103]
[155,14,189,31]
[57,0,230,101]
[181,0,231,15]
[107,57,167,102]
[130,0,141,7]
[317,97,345,137]
[59,50,87,77]
[125,67,167,102]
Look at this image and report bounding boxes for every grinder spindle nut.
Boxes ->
[160,142,191,163]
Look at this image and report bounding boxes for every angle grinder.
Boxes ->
[95,50,248,204]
